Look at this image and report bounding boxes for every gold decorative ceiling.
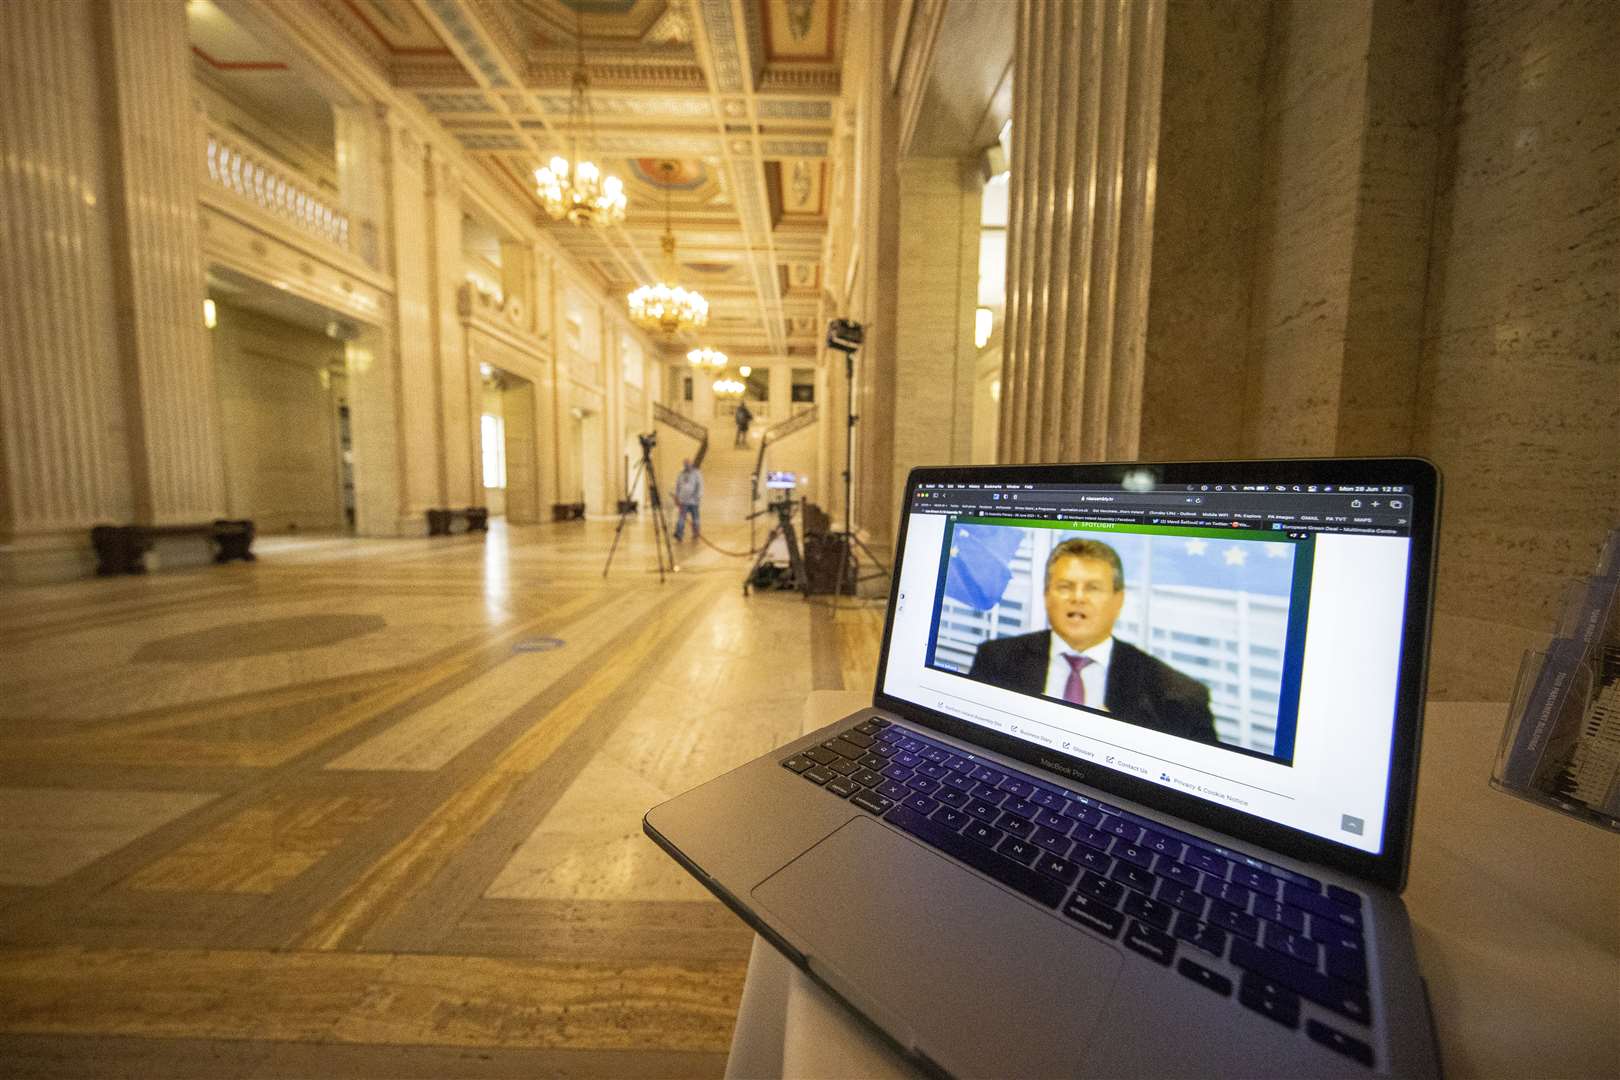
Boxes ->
[315,0,845,361]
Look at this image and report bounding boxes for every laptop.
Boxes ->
[645,458,1442,1078]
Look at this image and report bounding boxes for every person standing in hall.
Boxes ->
[673,458,703,541]
[734,401,753,448]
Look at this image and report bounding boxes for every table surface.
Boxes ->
[724,691,1620,1079]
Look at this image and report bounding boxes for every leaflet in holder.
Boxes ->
[1493,525,1620,831]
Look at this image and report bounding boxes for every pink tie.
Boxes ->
[1063,653,1093,705]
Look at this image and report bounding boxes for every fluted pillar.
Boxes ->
[0,0,222,582]
[999,0,1166,464]
[379,111,440,525]
[102,0,224,523]
[0,0,129,577]
[425,147,473,507]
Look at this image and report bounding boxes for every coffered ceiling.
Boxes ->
[315,0,846,362]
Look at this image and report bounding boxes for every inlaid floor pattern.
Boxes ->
[0,520,886,1078]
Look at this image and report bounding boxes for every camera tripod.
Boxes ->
[603,434,677,582]
[742,496,808,597]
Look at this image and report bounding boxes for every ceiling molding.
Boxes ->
[261,0,848,363]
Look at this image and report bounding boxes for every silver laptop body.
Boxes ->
[646,458,1442,1078]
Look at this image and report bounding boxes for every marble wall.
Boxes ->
[1138,0,1268,460]
[1238,0,1374,456]
[1414,0,1620,699]
[1335,0,1451,457]
[991,0,1615,698]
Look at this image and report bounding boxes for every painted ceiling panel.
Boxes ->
[313,0,847,359]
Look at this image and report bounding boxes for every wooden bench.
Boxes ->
[91,519,256,576]
[425,507,489,535]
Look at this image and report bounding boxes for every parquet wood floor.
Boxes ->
[0,520,887,1077]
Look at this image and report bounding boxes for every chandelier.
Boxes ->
[687,346,727,374]
[628,162,708,336]
[534,23,626,226]
[713,377,746,398]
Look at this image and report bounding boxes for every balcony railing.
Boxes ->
[204,128,350,251]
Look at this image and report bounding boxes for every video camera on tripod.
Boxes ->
[743,492,808,596]
[603,429,676,582]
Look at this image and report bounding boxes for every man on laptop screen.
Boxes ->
[931,516,1313,764]
[966,537,1219,744]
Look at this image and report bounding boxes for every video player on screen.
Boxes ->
[967,538,1219,744]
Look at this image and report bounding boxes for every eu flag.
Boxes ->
[943,525,1025,611]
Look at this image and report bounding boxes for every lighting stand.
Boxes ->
[603,434,676,582]
[749,434,771,555]
[831,345,890,601]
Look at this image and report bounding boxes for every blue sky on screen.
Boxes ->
[944,524,1296,612]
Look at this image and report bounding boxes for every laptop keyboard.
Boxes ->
[783,718,1377,1070]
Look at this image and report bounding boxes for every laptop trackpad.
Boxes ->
[752,815,1122,1078]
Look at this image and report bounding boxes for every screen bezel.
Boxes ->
[871,457,1440,893]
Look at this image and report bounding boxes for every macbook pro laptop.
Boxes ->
[645,458,1442,1078]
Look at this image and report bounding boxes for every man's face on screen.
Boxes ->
[1044,555,1125,653]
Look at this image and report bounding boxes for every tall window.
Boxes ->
[481,414,506,489]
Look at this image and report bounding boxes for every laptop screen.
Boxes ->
[879,469,1424,858]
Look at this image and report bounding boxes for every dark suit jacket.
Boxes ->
[966,630,1219,745]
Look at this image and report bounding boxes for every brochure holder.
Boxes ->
[1492,527,1620,831]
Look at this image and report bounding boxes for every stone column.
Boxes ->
[334,104,387,271]
[379,111,439,526]
[0,0,129,581]
[999,0,1167,463]
[424,147,473,507]
[601,316,623,512]
[768,364,791,424]
[529,252,559,514]
[344,324,401,537]
[100,0,226,524]
[893,158,981,499]
[0,0,224,582]
[851,0,902,545]
[692,365,716,425]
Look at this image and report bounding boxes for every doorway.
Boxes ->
[500,373,540,524]
[578,409,604,515]
[207,270,359,535]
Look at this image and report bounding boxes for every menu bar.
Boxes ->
[911,485,1413,537]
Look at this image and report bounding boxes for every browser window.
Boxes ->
[881,479,1415,854]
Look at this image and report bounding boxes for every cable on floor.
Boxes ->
[690,533,761,558]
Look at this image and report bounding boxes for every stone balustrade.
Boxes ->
[204,125,350,251]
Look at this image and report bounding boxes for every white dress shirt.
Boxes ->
[1043,633,1114,710]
